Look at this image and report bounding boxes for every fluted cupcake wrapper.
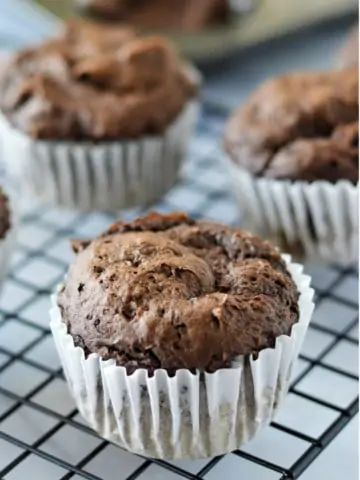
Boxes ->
[49,255,314,460]
[224,158,359,266]
[0,100,198,212]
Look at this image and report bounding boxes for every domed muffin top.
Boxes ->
[224,68,358,183]
[58,212,299,374]
[0,20,197,140]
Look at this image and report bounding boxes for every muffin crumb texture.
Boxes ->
[0,20,197,140]
[224,68,359,183]
[58,212,299,374]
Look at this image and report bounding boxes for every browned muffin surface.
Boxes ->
[78,0,230,31]
[0,20,197,140]
[58,212,299,374]
[224,68,359,183]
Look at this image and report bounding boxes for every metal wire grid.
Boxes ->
[0,107,357,480]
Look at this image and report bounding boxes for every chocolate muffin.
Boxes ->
[339,25,359,67]
[58,211,299,373]
[224,68,358,183]
[0,20,200,211]
[77,0,230,31]
[0,20,197,140]
[223,68,359,265]
[51,211,314,459]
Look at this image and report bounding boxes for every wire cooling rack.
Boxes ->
[0,106,358,480]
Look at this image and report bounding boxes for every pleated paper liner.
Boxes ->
[50,255,314,459]
[0,100,198,212]
[224,158,358,266]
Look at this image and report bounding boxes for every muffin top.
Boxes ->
[224,68,359,183]
[78,0,229,31]
[0,190,10,240]
[58,212,299,374]
[339,25,359,68]
[0,20,197,140]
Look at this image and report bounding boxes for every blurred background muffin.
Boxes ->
[0,20,200,211]
[28,0,356,60]
[223,67,359,266]
[76,0,231,31]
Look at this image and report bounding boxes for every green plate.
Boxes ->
[30,0,357,60]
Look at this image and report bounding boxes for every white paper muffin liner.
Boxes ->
[0,99,198,212]
[224,158,359,266]
[50,255,314,459]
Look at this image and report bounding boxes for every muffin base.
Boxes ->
[0,100,198,212]
[50,255,314,460]
[224,158,359,266]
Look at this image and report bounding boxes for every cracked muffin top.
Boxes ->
[57,212,299,374]
[224,68,359,183]
[0,20,197,140]
[77,0,230,31]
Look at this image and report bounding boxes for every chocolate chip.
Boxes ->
[211,314,220,330]
[93,266,104,275]
[15,90,32,109]
[122,305,136,320]
[175,324,187,336]
[73,334,86,350]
